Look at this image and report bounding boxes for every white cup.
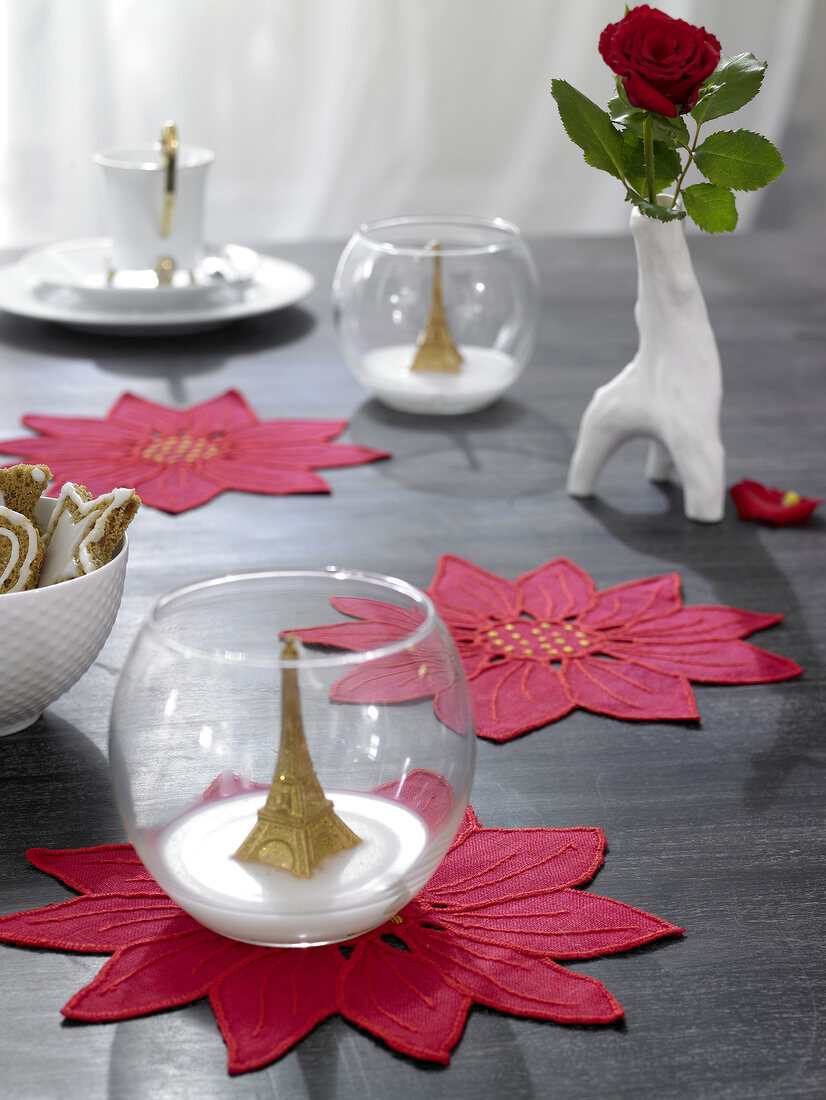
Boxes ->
[94,132,214,280]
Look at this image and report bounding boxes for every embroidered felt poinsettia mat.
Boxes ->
[0,810,682,1074]
[290,554,802,741]
[0,390,389,514]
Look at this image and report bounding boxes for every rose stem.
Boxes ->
[643,114,656,203]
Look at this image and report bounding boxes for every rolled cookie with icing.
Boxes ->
[39,483,141,587]
[0,464,51,518]
[0,506,45,593]
[0,463,51,593]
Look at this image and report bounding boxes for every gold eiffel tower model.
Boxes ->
[410,242,464,374]
[233,636,361,877]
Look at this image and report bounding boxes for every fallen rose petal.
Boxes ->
[730,479,821,525]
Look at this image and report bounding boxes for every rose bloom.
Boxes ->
[599,4,721,118]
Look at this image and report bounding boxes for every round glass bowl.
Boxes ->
[109,568,475,947]
[333,215,539,415]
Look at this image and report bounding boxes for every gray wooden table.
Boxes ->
[0,234,823,1100]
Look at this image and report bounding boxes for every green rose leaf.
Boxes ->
[608,97,690,147]
[682,183,738,233]
[625,191,686,222]
[622,132,681,195]
[692,54,767,125]
[694,129,785,191]
[551,79,625,180]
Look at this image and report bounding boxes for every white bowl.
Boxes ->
[0,496,129,736]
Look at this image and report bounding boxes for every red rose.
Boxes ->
[599,5,721,118]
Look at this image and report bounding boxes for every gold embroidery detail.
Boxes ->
[141,434,222,465]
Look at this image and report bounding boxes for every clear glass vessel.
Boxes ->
[333,215,539,415]
[109,568,475,947]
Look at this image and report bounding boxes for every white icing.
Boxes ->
[0,504,39,592]
[39,484,134,587]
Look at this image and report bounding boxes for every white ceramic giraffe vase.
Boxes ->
[567,204,725,523]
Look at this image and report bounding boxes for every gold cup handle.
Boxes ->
[159,122,179,237]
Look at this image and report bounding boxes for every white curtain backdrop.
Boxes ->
[0,0,818,249]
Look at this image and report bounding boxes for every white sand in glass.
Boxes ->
[152,790,430,946]
[359,345,519,414]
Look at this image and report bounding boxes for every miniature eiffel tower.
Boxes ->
[410,242,463,374]
[233,636,361,877]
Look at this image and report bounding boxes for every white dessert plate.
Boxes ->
[0,239,315,335]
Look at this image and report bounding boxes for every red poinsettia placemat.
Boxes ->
[0,390,389,513]
[291,554,802,741]
[0,808,681,1074]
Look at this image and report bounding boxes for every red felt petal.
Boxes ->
[63,928,254,1021]
[2,441,122,469]
[228,442,388,470]
[306,443,389,468]
[210,946,339,1074]
[338,936,471,1064]
[42,459,160,500]
[331,597,425,632]
[621,605,785,643]
[436,886,683,959]
[108,393,188,433]
[200,458,330,495]
[330,648,451,704]
[467,660,574,741]
[133,464,226,513]
[429,555,521,629]
[562,656,698,721]
[457,645,488,682]
[291,620,400,652]
[607,638,802,684]
[406,928,623,1024]
[2,443,146,494]
[516,558,597,622]
[433,678,474,737]
[181,390,259,434]
[26,845,158,896]
[291,598,423,652]
[423,827,606,908]
[219,460,331,496]
[20,417,141,443]
[579,574,683,632]
[233,419,349,445]
[373,769,457,832]
[0,893,196,952]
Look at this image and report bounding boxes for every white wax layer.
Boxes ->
[358,344,520,414]
[151,790,431,945]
